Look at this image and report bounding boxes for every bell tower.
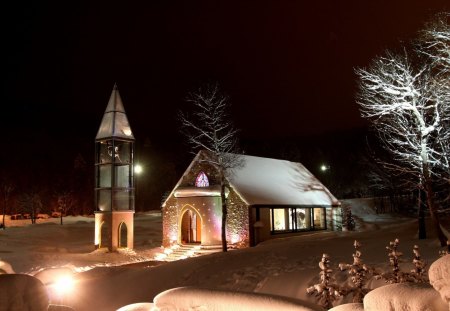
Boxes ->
[94,84,135,251]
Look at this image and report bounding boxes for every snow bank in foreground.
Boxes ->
[363,282,447,311]
[117,302,154,311]
[429,254,450,307]
[0,260,15,274]
[0,273,49,311]
[329,303,364,311]
[152,287,325,311]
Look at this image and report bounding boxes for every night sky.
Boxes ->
[3,1,450,168]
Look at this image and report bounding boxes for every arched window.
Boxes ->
[195,171,209,187]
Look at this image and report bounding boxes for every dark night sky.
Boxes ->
[3,1,450,163]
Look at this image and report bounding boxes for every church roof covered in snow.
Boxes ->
[227,154,339,206]
[96,84,135,140]
[164,151,340,207]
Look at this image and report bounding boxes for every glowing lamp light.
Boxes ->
[320,164,329,172]
[134,164,143,174]
[54,275,75,296]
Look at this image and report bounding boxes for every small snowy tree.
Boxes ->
[18,191,42,224]
[342,205,355,231]
[339,240,372,302]
[375,238,409,284]
[307,253,342,309]
[409,244,427,282]
[56,190,75,225]
[179,84,243,252]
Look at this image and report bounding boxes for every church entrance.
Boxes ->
[181,209,201,244]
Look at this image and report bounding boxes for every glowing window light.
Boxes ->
[195,172,209,187]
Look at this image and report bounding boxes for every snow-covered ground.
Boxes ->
[0,199,448,310]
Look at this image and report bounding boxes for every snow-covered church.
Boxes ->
[162,150,342,248]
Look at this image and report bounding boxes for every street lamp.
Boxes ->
[134,164,143,212]
[134,164,143,175]
[320,164,329,172]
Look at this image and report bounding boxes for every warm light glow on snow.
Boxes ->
[54,275,75,296]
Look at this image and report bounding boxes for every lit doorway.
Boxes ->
[181,209,201,244]
[118,222,128,248]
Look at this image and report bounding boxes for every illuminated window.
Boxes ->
[195,172,209,187]
[270,207,325,233]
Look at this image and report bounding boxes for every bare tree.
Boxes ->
[56,190,75,225]
[179,84,242,252]
[1,180,14,229]
[18,191,43,224]
[356,48,448,246]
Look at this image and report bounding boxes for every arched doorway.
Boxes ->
[118,222,128,248]
[100,221,110,249]
[181,209,201,244]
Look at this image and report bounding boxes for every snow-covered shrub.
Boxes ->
[375,238,407,283]
[342,206,355,231]
[409,244,427,283]
[328,303,364,311]
[429,254,450,308]
[0,273,49,311]
[339,240,372,302]
[363,282,448,311]
[0,260,15,274]
[307,253,342,309]
[154,286,324,311]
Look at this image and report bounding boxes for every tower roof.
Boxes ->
[96,84,135,140]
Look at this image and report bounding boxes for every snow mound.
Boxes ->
[0,260,15,274]
[329,303,364,311]
[0,273,49,311]
[152,286,325,311]
[363,282,447,311]
[117,302,154,311]
[429,254,450,307]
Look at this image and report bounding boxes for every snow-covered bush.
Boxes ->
[342,206,355,231]
[409,244,427,283]
[429,254,450,308]
[153,286,324,311]
[363,282,448,311]
[307,253,342,309]
[0,273,49,311]
[339,240,372,302]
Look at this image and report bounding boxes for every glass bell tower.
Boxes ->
[94,84,135,251]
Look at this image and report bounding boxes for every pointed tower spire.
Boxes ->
[96,84,135,140]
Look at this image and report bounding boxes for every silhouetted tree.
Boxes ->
[179,84,243,252]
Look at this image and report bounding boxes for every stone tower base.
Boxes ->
[94,211,134,251]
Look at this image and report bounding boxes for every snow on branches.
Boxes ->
[338,240,372,303]
[306,253,342,309]
[375,238,428,284]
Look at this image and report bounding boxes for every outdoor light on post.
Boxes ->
[320,164,329,172]
[134,164,143,212]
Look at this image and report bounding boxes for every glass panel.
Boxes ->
[195,172,209,187]
[115,165,131,187]
[98,141,112,164]
[99,165,112,187]
[296,208,309,229]
[313,208,325,229]
[272,209,286,231]
[115,142,132,164]
[113,190,133,210]
[98,189,111,211]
